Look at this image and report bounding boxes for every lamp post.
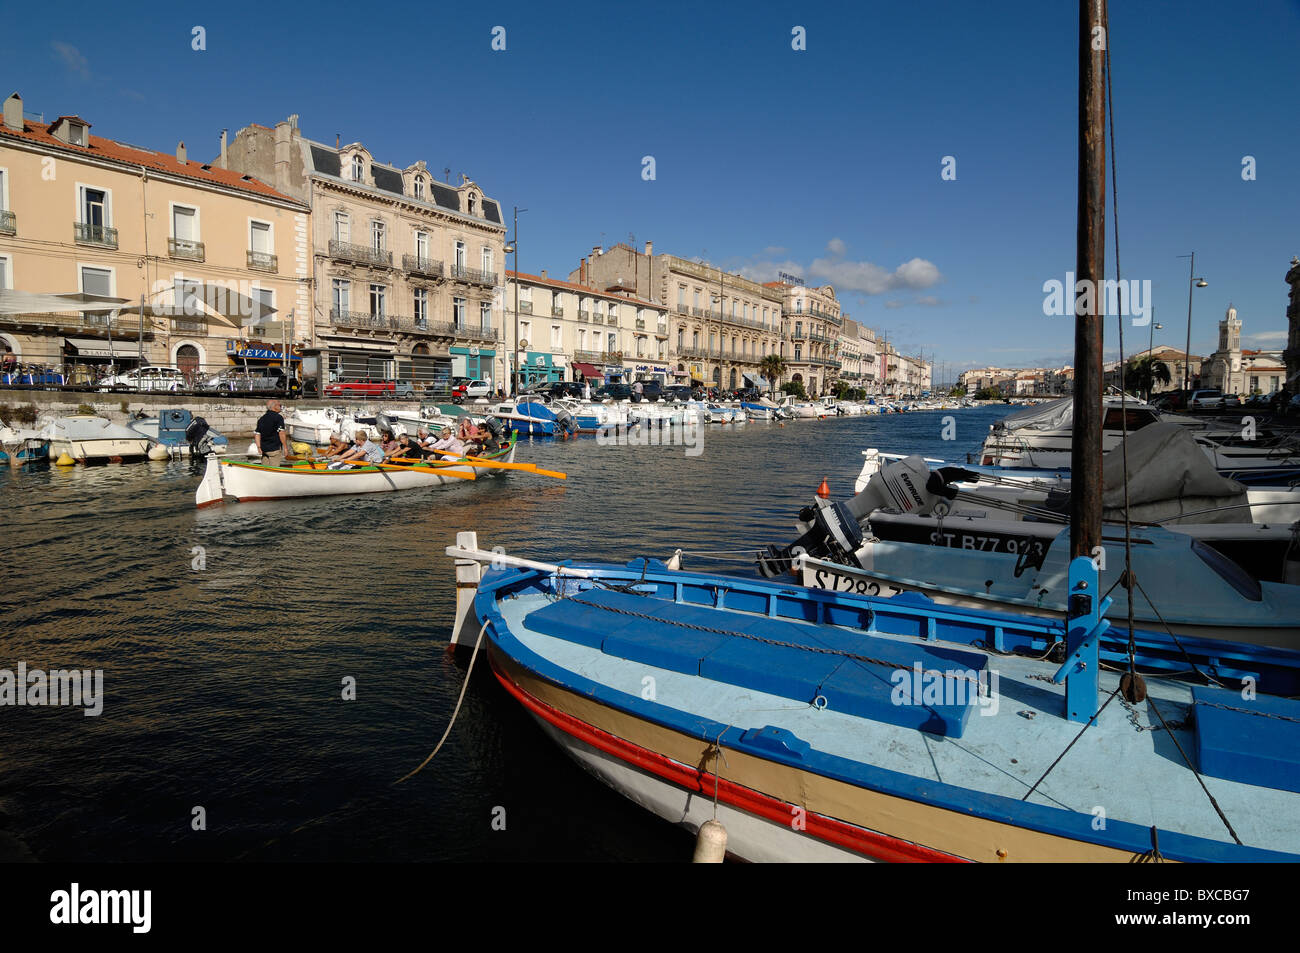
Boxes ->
[1177,253,1208,394]
[1146,318,1164,401]
[507,206,526,396]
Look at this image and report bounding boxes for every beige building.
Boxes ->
[768,281,843,396]
[503,270,668,387]
[0,92,309,381]
[572,243,784,391]
[224,116,506,392]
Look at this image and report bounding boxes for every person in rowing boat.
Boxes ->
[428,426,466,460]
[384,432,420,464]
[330,430,385,468]
[322,433,351,457]
[378,429,400,457]
[254,399,290,466]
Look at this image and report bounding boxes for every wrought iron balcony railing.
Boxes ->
[0,209,14,235]
[168,238,205,262]
[451,265,497,286]
[552,306,565,317]
[74,222,118,248]
[573,349,623,364]
[329,240,392,267]
[403,254,444,278]
[577,310,590,323]
[247,250,278,272]
[517,300,533,314]
[330,308,394,330]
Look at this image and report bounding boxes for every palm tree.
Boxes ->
[1126,354,1172,401]
[760,354,787,400]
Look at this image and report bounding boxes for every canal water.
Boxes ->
[0,405,1012,861]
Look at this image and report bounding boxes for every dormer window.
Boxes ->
[467,193,476,216]
[351,155,363,181]
[413,176,425,200]
[68,123,86,145]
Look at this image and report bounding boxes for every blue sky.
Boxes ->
[9,0,1299,379]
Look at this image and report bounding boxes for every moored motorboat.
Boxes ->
[42,415,151,464]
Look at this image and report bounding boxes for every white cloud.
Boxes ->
[807,255,943,295]
[734,259,806,284]
[826,237,847,256]
[884,300,905,309]
[52,41,90,79]
[1245,330,1287,345]
[915,295,944,307]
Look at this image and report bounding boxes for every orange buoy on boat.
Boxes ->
[816,477,830,498]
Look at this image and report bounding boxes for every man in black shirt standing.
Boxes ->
[254,399,290,466]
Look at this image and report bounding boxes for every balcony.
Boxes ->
[655,325,669,339]
[247,250,279,273]
[0,209,14,235]
[170,317,207,335]
[577,310,590,323]
[517,300,533,314]
[403,254,444,278]
[676,303,689,315]
[606,314,618,325]
[453,324,498,342]
[450,264,497,286]
[74,222,118,248]
[329,240,392,268]
[692,307,703,317]
[635,319,646,330]
[0,310,143,336]
[168,238,206,262]
[573,349,623,364]
[551,306,565,317]
[329,308,398,331]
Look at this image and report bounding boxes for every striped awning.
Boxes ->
[64,337,119,358]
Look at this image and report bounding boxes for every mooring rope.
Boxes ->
[395,618,489,785]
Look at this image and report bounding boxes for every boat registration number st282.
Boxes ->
[808,568,907,597]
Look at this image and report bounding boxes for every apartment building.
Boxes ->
[224,116,506,391]
[572,242,784,390]
[0,92,308,381]
[503,270,669,387]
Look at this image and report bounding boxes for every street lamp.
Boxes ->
[508,206,526,396]
[1177,253,1208,393]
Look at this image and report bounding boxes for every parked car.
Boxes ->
[662,385,694,402]
[451,379,492,402]
[200,366,302,397]
[1189,388,1225,411]
[1150,389,1191,411]
[323,378,414,399]
[99,366,185,392]
[631,380,664,401]
[1221,393,1243,409]
[593,383,632,401]
[544,381,585,401]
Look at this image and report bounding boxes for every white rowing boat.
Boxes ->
[195,436,518,506]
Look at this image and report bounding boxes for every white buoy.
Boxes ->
[246,441,259,457]
[693,819,727,863]
[148,444,171,461]
[666,549,683,571]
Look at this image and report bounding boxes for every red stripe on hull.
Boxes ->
[490,656,967,863]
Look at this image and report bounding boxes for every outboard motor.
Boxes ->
[482,415,507,450]
[185,416,216,458]
[554,408,577,436]
[757,455,943,578]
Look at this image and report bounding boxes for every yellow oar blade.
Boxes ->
[413,451,566,480]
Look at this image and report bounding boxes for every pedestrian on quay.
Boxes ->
[632,379,644,403]
[254,398,290,466]
[583,377,592,400]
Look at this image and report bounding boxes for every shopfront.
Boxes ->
[628,362,670,385]
[451,345,496,383]
[571,361,604,385]
[320,336,397,382]
[518,352,564,386]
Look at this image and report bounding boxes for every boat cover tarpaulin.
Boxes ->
[1101,423,1249,524]
[996,397,1074,432]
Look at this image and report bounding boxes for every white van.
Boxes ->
[99,366,186,392]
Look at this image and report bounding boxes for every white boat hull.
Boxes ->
[196,443,517,506]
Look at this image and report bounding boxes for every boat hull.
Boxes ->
[196,440,517,506]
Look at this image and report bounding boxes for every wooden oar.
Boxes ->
[407,452,567,480]
[372,460,476,480]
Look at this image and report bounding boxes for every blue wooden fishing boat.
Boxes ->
[452,543,1300,861]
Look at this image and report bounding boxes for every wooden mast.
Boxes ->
[1070,0,1107,560]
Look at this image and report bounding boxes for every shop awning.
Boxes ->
[0,290,129,315]
[572,362,602,379]
[64,337,120,358]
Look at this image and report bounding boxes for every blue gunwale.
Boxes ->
[474,562,1300,863]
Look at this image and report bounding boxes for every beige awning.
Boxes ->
[117,284,278,329]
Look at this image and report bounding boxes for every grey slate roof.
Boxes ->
[482,199,502,225]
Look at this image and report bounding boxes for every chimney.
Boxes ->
[219,129,228,168]
[288,113,299,130]
[592,244,602,258]
[541,269,548,280]
[644,240,653,256]
[580,257,587,285]
[2,92,21,132]
[176,141,187,163]
[275,119,293,194]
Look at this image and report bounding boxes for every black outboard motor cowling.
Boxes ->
[757,498,865,578]
[186,416,215,456]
